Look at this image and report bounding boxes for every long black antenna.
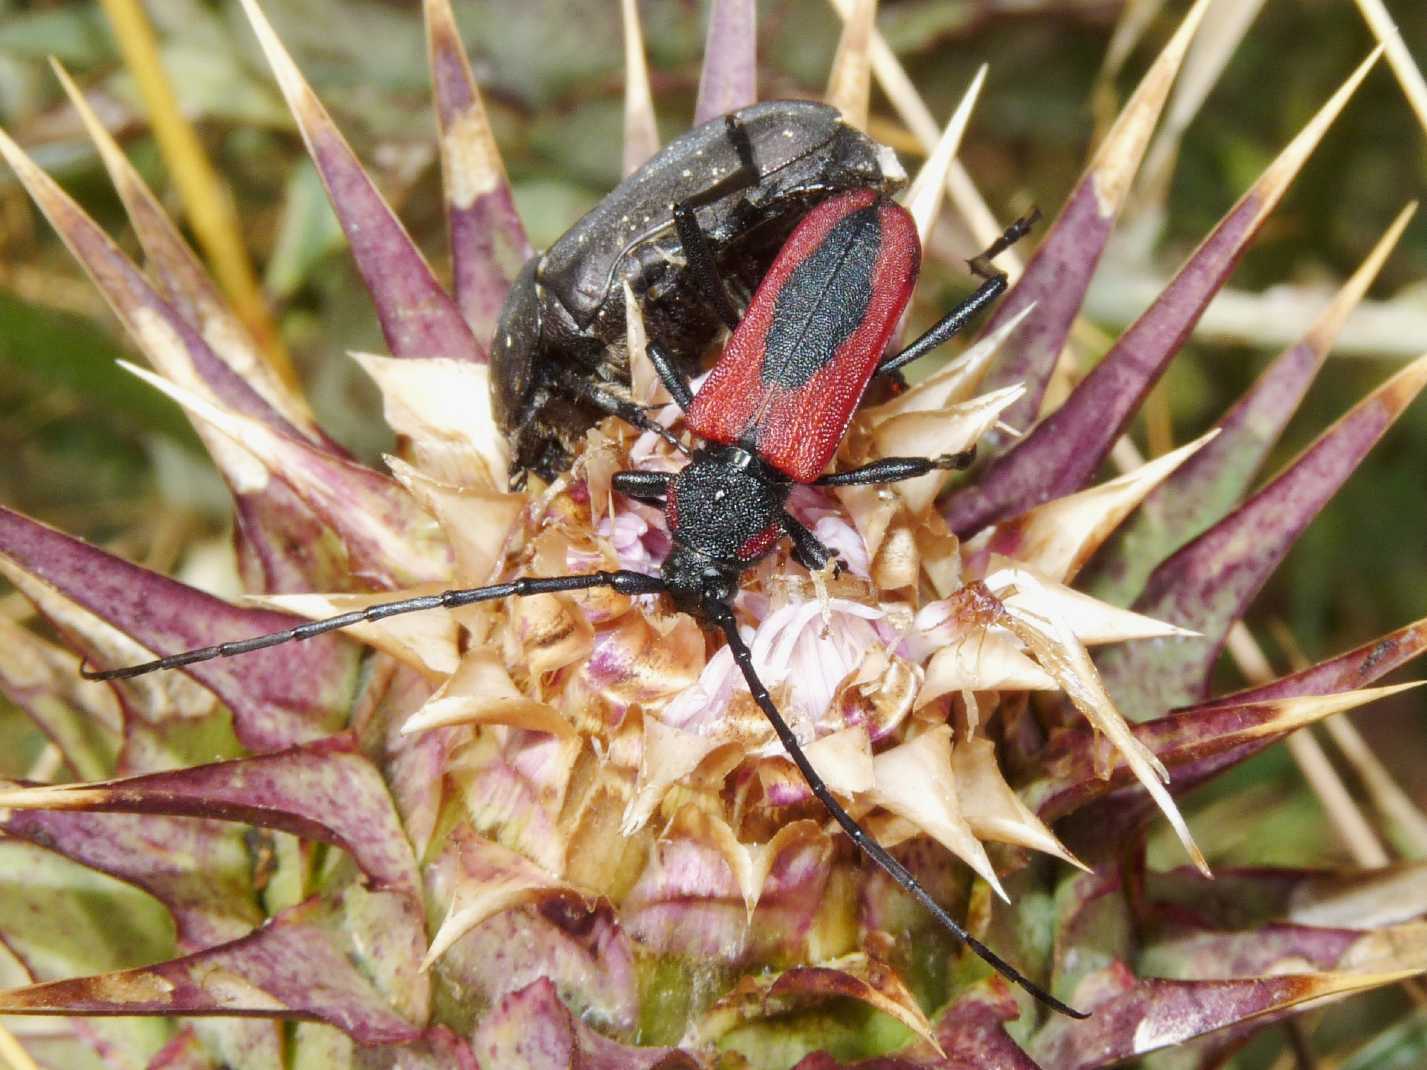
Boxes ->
[81,570,666,680]
[710,605,1087,1019]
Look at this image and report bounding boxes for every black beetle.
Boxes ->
[491,99,905,481]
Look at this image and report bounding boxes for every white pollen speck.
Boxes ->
[714,489,726,501]
[505,335,513,347]
[783,129,794,138]
[681,169,692,177]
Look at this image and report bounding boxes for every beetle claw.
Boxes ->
[968,206,1041,279]
[934,447,977,471]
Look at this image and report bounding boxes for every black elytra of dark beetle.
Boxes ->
[84,195,1082,1018]
[490,99,906,482]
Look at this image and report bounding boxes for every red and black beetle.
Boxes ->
[684,188,921,483]
[84,191,1074,1016]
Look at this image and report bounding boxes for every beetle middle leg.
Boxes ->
[814,452,977,488]
[876,210,1040,377]
[796,454,979,573]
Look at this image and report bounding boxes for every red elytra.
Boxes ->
[684,189,921,483]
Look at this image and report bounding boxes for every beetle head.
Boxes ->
[659,543,739,616]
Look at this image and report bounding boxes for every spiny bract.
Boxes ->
[1,1,1426,1068]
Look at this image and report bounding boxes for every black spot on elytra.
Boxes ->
[760,205,882,390]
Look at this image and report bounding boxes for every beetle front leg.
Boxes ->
[814,451,976,487]
[612,469,672,506]
[784,513,842,575]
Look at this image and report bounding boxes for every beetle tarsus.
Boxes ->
[935,447,977,470]
[968,206,1042,280]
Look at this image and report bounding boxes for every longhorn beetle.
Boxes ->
[85,189,1081,1017]
[492,99,904,481]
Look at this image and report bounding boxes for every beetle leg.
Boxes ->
[669,115,761,331]
[559,370,690,456]
[708,604,1087,1020]
[673,201,742,331]
[81,571,669,681]
[647,340,695,411]
[876,209,1040,377]
[612,469,671,506]
[783,513,842,575]
[968,206,1041,279]
[813,450,976,487]
[677,114,761,211]
[876,276,1007,376]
